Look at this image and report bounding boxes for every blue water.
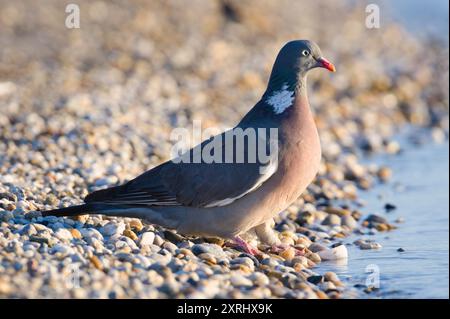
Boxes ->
[378,0,449,43]
[316,139,449,298]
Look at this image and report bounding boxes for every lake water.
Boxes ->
[315,137,449,298]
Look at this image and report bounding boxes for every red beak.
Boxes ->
[317,57,336,72]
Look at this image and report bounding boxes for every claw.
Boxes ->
[232,236,262,256]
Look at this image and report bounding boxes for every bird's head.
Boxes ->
[266,40,335,93]
[276,40,335,75]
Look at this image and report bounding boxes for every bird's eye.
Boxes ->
[302,50,310,57]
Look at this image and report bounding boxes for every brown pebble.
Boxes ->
[377,166,392,182]
[123,229,138,241]
[316,290,329,299]
[129,219,143,232]
[375,223,389,231]
[89,255,103,270]
[69,228,82,239]
[280,247,296,261]
[205,237,225,246]
[324,207,351,216]
[74,215,89,223]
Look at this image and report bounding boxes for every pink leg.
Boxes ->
[232,236,261,256]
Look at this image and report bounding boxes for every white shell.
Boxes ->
[266,83,295,114]
[318,245,348,261]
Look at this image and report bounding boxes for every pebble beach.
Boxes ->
[0,0,448,298]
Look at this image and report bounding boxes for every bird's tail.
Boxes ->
[40,203,181,230]
[40,203,98,217]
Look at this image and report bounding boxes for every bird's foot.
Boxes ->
[231,236,262,256]
[269,244,305,256]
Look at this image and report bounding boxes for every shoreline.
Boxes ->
[313,130,449,298]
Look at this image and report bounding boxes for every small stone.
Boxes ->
[307,252,321,263]
[0,278,12,295]
[100,222,125,237]
[316,290,329,299]
[230,257,255,269]
[384,203,397,212]
[70,228,82,239]
[397,248,405,252]
[375,223,389,231]
[50,243,73,255]
[322,214,341,226]
[341,215,358,229]
[74,215,89,223]
[324,207,351,217]
[191,243,226,258]
[295,236,312,247]
[44,194,58,206]
[230,274,253,287]
[280,247,296,261]
[308,243,327,253]
[163,230,184,243]
[19,224,37,236]
[365,214,388,224]
[153,234,164,246]
[249,272,269,286]
[89,255,103,270]
[307,275,324,285]
[296,211,314,225]
[324,272,342,286]
[395,217,405,223]
[204,237,225,246]
[198,253,217,265]
[139,232,155,246]
[55,228,73,241]
[29,236,50,245]
[320,281,337,291]
[0,210,14,222]
[163,241,178,253]
[354,239,382,250]
[318,244,348,260]
[377,166,392,182]
[123,229,138,241]
[129,219,143,232]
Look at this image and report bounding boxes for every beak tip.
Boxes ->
[318,56,336,73]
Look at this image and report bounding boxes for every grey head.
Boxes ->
[265,40,335,94]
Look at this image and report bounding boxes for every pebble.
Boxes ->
[55,228,73,241]
[354,239,382,250]
[230,274,253,287]
[365,214,388,224]
[129,219,144,232]
[341,215,358,229]
[100,222,125,237]
[307,275,324,285]
[191,243,226,258]
[163,231,184,243]
[70,228,82,239]
[280,247,296,261]
[0,211,14,222]
[123,229,138,241]
[318,245,348,261]
[322,214,341,226]
[139,232,155,246]
[198,253,217,265]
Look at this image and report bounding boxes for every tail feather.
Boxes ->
[40,203,96,217]
[40,203,181,230]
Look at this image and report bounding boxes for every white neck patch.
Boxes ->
[266,83,295,114]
